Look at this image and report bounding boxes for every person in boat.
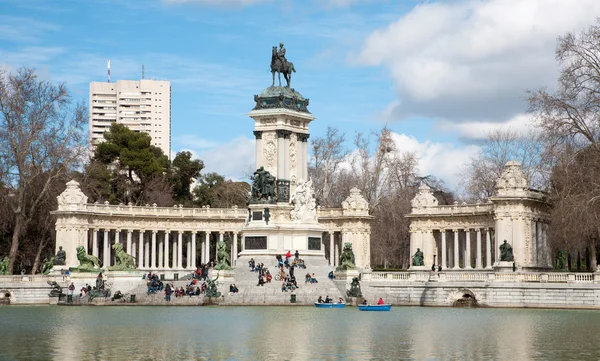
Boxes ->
[338,297,344,304]
[362,299,368,305]
[324,295,331,303]
[377,297,385,305]
[317,296,324,303]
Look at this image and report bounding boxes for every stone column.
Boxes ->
[543,223,552,267]
[532,220,538,266]
[158,232,164,270]
[164,231,170,269]
[485,228,492,269]
[254,131,262,169]
[191,232,197,269]
[334,242,339,267]
[177,231,183,269]
[441,230,447,269]
[92,229,99,258]
[138,231,145,269]
[476,228,482,269]
[200,233,206,264]
[172,232,178,270]
[144,237,150,269]
[465,229,472,269]
[186,234,191,269]
[103,230,110,268]
[277,130,285,179]
[453,229,459,269]
[151,231,157,269]
[218,231,224,263]
[329,231,335,266]
[115,230,121,244]
[302,134,309,182]
[126,230,132,256]
[232,232,238,266]
[283,132,290,180]
[205,232,211,263]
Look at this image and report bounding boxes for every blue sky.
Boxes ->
[2,0,600,190]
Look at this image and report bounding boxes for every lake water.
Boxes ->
[1,305,599,360]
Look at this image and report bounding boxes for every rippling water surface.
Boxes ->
[1,305,600,360]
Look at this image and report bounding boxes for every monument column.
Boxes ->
[144,236,150,268]
[158,232,164,269]
[103,229,110,268]
[485,228,492,269]
[115,229,121,244]
[329,231,335,266]
[232,232,238,266]
[334,241,339,267]
[205,232,211,263]
[283,131,290,180]
[151,231,157,269]
[191,232,197,269]
[126,230,132,257]
[254,131,262,167]
[177,231,183,269]
[92,229,99,258]
[172,232,178,270]
[138,230,145,269]
[476,228,482,269]
[277,130,285,180]
[441,230,447,269]
[164,231,170,269]
[453,229,459,269]
[465,229,472,269]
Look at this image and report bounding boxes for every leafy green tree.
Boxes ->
[193,173,249,208]
[170,151,204,202]
[95,123,169,182]
[90,123,171,205]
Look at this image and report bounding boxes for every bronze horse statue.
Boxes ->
[271,46,296,88]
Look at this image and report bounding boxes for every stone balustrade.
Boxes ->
[409,202,495,215]
[363,271,600,284]
[80,203,248,218]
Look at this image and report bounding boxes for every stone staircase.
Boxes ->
[222,256,344,305]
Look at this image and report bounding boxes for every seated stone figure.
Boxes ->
[412,248,424,266]
[53,246,66,266]
[336,242,356,271]
[500,240,514,262]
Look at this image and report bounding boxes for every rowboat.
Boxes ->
[358,304,392,311]
[314,302,346,308]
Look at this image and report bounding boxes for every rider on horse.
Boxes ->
[277,42,288,68]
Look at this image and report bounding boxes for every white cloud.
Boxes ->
[437,113,535,141]
[183,136,255,181]
[357,0,600,123]
[176,134,221,149]
[391,132,479,190]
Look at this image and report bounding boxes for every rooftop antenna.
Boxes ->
[142,64,145,80]
[107,60,111,83]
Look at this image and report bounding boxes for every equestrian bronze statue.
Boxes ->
[271,42,296,88]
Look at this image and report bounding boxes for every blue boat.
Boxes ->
[314,302,346,308]
[358,304,392,311]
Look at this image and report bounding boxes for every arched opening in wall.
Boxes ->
[452,288,478,308]
[0,290,11,305]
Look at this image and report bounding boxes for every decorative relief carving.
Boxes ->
[411,184,438,209]
[260,117,277,125]
[57,180,88,211]
[495,160,528,196]
[264,140,276,167]
[289,134,297,170]
[342,188,369,216]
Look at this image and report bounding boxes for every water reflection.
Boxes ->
[2,306,600,360]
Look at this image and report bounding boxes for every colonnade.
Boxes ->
[436,228,494,269]
[89,228,241,270]
[326,230,341,267]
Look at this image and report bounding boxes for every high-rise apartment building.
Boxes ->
[89,79,171,158]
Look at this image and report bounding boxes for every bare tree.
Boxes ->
[529,20,600,149]
[460,128,548,202]
[0,67,86,273]
[308,126,348,207]
[528,20,600,270]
